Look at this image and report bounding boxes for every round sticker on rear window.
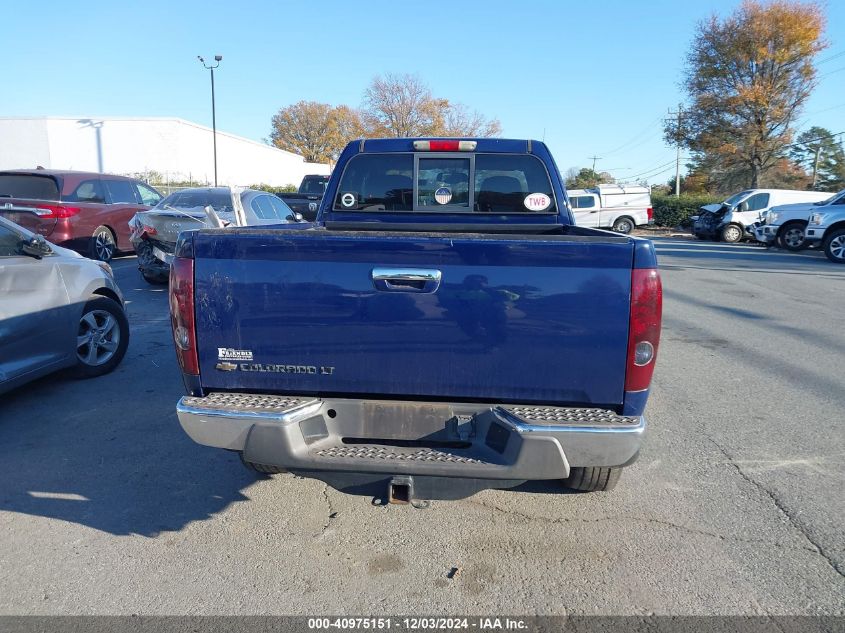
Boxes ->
[340,192,357,208]
[434,187,452,205]
[524,193,551,211]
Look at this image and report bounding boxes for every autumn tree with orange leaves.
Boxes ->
[666,1,827,189]
[270,75,501,164]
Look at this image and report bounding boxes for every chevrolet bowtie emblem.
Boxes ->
[215,361,238,371]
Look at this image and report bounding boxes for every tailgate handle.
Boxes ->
[371,267,442,293]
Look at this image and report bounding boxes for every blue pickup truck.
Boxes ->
[170,138,662,504]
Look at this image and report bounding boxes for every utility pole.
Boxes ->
[588,155,602,172]
[668,104,683,197]
[812,145,821,189]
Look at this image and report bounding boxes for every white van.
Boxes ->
[569,184,652,234]
[691,189,830,242]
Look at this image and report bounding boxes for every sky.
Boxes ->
[3,0,844,185]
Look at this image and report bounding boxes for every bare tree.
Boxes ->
[362,73,501,138]
[363,73,442,137]
[441,102,502,137]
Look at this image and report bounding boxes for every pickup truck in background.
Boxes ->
[171,138,662,504]
[752,188,845,251]
[277,174,330,221]
[568,184,653,234]
[803,189,845,263]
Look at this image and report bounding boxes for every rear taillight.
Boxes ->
[24,204,82,219]
[169,257,199,375]
[647,207,653,221]
[625,268,662,392]
[413,140,477,151]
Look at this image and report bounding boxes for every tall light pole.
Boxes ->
[198,55,222,186]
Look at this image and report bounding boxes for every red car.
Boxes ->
[0,169,163,261]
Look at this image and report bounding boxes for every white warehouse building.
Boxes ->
[0,116,330,187]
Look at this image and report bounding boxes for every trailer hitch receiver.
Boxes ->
[389,476,413,504]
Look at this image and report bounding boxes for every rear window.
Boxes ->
[0,174,60,201]
[333,153,555,213]
[475,154,555,213]
[156,190,235,213]
[334,154,414,211]
[418,157,470,209]
[300,176,329,195]
[251,195,291,220]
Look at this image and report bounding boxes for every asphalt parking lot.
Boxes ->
[1,238,843,615]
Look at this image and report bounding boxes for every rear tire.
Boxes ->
[823,229,845,263]
[562,466,621,492]
[141,269,168,285]
[611,217,635,234]
[90,226,116,262]
[778,222,808,251]
[239,452,285,474]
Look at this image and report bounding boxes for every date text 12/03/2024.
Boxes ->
[307,617,528,630]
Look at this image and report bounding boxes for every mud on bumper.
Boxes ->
[176,393,645,488]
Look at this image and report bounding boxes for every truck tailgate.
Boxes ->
[193,229,633,405]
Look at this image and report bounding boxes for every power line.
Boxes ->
[817,50,845,65]
[624,158,683,181]
[784,130,844,150]
[618,165,677,185]
[805,102,845,116]
[626,157,679,177]
[632,165,682,182]
[819,65,845,79]
[600,116,664,156]
[641,166,677,182]
[609,129,667,156]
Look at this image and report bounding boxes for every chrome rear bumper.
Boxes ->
[176,393,645,480]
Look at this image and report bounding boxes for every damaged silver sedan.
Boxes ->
[129,187,302,284]
[0,216,129,395]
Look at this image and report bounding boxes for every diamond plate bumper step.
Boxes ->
[315,444,490,465]
[181,392,316,415]
[501,405,639,426]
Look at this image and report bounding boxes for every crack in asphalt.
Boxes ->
[466,499,821,555]
[706,437,844,580]
[318,484,336,536]
[651,362,845,582]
